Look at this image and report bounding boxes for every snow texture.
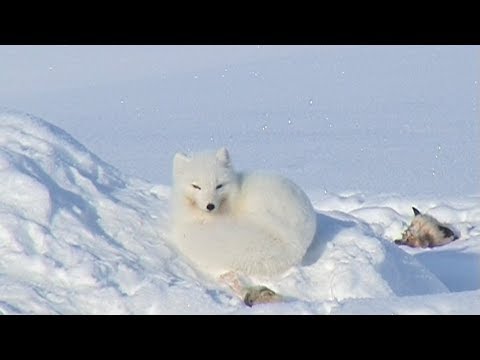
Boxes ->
[0,110,478,314]
[0,45,479,314]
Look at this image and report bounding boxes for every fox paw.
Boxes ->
[244,286,282,307]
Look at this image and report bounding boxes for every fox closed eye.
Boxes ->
[192,184,201,190]
[216,184,223,190]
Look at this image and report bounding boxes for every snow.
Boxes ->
[2,45,478,197]
[0,45,479,314]
[0,110,478,314]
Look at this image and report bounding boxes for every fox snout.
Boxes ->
[206,203,215,211]
[199,200,220,213]
[197,196,220,213]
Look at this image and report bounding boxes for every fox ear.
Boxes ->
[216,147,231,166]
[173,152,190,175]
[412,207,421,216]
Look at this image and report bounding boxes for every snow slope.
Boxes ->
[1,110,479,314]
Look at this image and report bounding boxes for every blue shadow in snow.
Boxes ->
[302,212,357,266]
[414,248,480,292]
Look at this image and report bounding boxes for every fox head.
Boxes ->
[394,207,458,248]
[172,147,239,214]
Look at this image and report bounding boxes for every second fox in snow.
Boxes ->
[395,207,458,248]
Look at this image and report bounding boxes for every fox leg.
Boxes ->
[243,286,282,307]
[219,271,282,307]
[219,271,247,298]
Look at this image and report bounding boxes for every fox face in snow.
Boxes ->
[395,207,459,248]
[173,147,239,214]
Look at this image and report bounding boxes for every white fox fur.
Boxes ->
[170,147,317,280]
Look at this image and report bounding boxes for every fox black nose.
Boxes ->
[206,203,215,211]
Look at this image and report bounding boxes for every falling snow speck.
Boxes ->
[308,99,313,106]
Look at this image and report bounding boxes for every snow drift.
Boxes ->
[1,110,478,314]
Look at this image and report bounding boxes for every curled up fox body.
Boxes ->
[170,147,317,306]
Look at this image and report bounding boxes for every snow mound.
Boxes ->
[0,110,231,314]
[0,110,472,314]
[267,211,448,304]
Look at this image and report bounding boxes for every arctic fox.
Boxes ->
[394,207,459,248]
[170,147,317,306]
